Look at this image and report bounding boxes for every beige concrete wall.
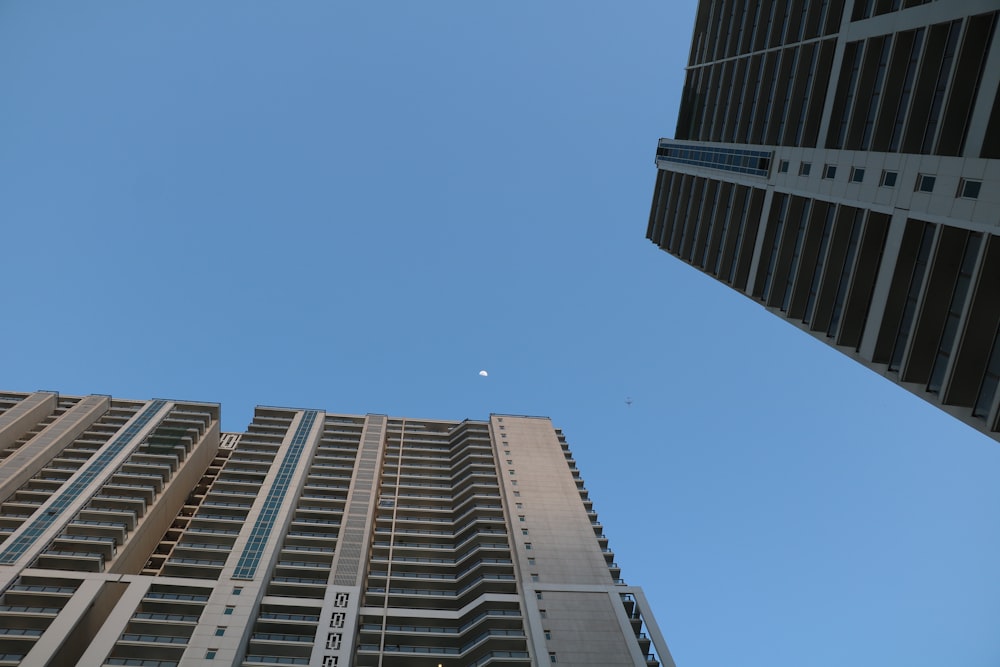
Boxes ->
[492,416,655,664]
[45,579,129,667]
[74,576,155,666]
[539,590,639,666]
[183,409,325,666]
[0,396,108,511]
[493,416,611,586]
[0,392,56,452]
[0,401,175,593]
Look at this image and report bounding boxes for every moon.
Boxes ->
[478,370,488,377]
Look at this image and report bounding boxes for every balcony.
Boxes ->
[35,548,104,572]
[79,508,137,530]
[131,612,200,624]
[101,484,156,505]
[110,473,163,494]
[0,606,59,619]
[65,519,127,545]
[355,629,527,666]
[161,557,225,580]
[242,656,308,666]
[119,634,188,646]
[249,632,313,645]
[90,495,147,517]
[266,576,328,599]
[50,533,117,560]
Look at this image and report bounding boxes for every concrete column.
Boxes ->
[858,209,909,360]
[815,0,856,145]
[25,577,105,666]
[0,395,108,502]
[311,414,387,666]
[0,400,173,590]
[0,392,56,452]
[629,587,676,667]
[185,409,324,666]
[962,16,1000,157]
[73,577,152,666]
[745,187,775,296]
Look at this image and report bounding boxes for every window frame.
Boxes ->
[958,179,982,199]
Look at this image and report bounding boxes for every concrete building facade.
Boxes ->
[0,390,671,667]
[647,0,1000,443]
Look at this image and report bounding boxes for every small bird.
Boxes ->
[625,397,633,407]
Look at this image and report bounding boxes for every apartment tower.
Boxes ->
[647,0,1000,441]
[0,390,670,667]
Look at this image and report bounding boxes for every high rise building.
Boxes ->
[0,390,671,667]
[647,0,1000,443]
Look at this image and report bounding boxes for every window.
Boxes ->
[823,164,837,179]
[850,167,865,183]
[880,170,897,187]
[522,528,529,535]
[518,515,525,522]
[513,491,520,497]
[959,179,982,199]
[233,587,243,595]
[525,542,532,550]
[656,140,773,177]
[528,557,536,565]
[536,591,544,599]
[916,174,936,192]
[215,627,226,636]
[516,503,523,509]
[531,573,540,582]
[508,469,515,475]
[778,159,789,173]
[550,652,557,662]
[799,162,811,176]
[206,650,218,660]
[545,630,552,640]
[506,459,513,465]
[224,606,234,615]
[504,450,510,456]
[540,609,547,618]
[511,480,518,486]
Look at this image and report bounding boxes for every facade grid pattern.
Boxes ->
[648,0,1000,443]
[0,399,167,565]
[0,392,670,667]
[232,409,319,580]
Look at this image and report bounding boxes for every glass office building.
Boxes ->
[648,0,1000,442]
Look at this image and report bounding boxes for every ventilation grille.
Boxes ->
[331,415,384,586]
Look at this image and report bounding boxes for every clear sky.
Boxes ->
[2,2,999,666]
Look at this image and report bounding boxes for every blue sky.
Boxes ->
[2,2,1000,666]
